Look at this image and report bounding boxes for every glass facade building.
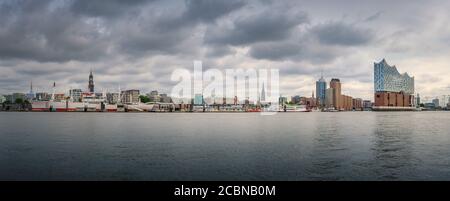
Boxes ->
[316,76,327,107]
[374,59,414,95]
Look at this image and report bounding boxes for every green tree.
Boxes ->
[15,98,23,104]
[139,95,150,103]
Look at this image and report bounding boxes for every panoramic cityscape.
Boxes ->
[1,59,449,112]
[3,1,450,199]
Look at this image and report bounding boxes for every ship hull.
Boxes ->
[32,101,118,112]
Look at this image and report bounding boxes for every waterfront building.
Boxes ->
[352,98,363,111]
[291,95,301,104]
[299,96,317,108]
[194,94,204,105]
[4,95,13,103]
[316,75,327,108]
[106,92,120,104]
[363,100,372,110]
[121,90,140,104]
[341,95,353,111]
[330,78,342,110]
[374,59,415,109]
[148,90,160,102]
[432,98,440,108]
[88,70,95,93]
[159,94,171,103]
[279,96,288,105]
[424,103,436,110]
[69,89,82,102]
[374,59,414,94]
[81,92,106,105]
[416,94,421,107]
[325,88,334,108]
[447,99,450,109]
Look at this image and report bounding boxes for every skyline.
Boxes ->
[1,0,450,100]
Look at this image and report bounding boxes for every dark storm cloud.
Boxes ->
[183,0,246,23]
[70,0,149,17]
[1,0,449,99]
[311,21,374,46]
[248,38,342,64]
[204,6,309,46]
[0,0,111,62]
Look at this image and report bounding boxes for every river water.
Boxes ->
[1,112,450,180]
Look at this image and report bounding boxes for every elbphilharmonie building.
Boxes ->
[373,59,415,110]
[374,59,414,95]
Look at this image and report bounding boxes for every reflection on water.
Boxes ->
[372,113,416,180]
[308,114,345,180]
[1,112,450,181]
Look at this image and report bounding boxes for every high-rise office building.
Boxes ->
[330,78,342,110]
[194,94,203,105]
[432,98,440,107]
[325,88,334,108]
[416,94,421,107]
[316,75,327,108]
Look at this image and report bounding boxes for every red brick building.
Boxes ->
[374,91,413,107]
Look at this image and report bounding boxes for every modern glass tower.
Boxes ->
[316,75,327,107]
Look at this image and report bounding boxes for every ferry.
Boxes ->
[31,100,118,112]
[282,105,311,112]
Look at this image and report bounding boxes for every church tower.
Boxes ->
[88,69,94,93]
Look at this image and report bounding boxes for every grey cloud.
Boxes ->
[204,6,308,46]
[311,21,374,46]
[248,37,342,64]
[1,0,449,99]
[69,0,149,17]
[0,0,111,62]
[249,42,301,61]
[183,0,246,23]
[364,11,383,22]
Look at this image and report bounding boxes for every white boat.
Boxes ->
[32,100,117,112]
[323,107,339,112]
[282,105,311,112]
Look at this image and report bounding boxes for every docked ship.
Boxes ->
[31,71,119,112]
[281,104,311,112]
[31,100,118,112]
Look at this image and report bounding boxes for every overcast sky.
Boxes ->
[1,0,450,101]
